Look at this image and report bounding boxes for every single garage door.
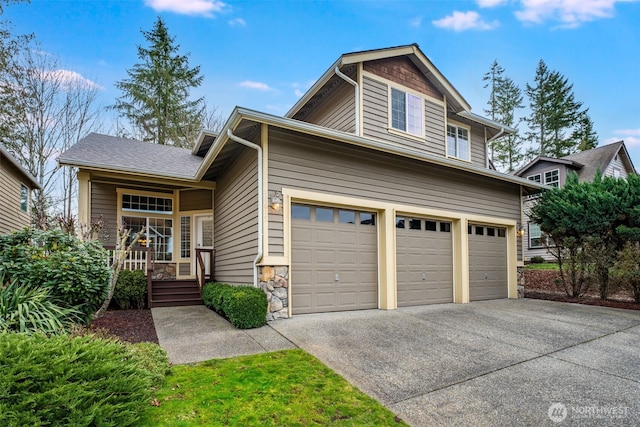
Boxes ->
[396,216,454,306]
[291,204,378,314]
[468,224,508,300]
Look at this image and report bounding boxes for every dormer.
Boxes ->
[287,44,514,169]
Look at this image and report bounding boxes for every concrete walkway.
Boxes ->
[151,305,295,364]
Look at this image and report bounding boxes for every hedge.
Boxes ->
[202,282,267,329]
[113,270,147,310]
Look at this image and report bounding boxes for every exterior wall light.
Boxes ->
[516,224,525,237]
[271,191,283,211]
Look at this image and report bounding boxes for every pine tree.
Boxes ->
[525,59,589,158]
[573,112,598,151]
[483,60,524,172]
[112,17,204,148]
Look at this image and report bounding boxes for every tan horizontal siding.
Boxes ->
[214,147,258,285]
[0,161,31,234]
[267,128,521,255]
[180,189,213,211]
[91,182,117,246]
[470,128,486,167]
[362,75,444,157]
[304,80,355,133]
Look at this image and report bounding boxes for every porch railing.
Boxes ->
[195,248,215,292]
[104,245,155,308]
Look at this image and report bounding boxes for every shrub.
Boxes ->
[0,229,111,324]
[202,282,268,329]
[113,270,147,310]
[128,342,171,388]
[224,286,268,329]
[0,278,81,334]
[202,282,232,313]
[530,256,546,264]
[0,333,157,426]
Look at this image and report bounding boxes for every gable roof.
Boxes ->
[513,141,636,181]
[0,145,41,189]
[561,141,636,182]
[57,133,205,181]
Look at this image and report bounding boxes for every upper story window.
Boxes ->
[122,193,173,213]
[544,169,559,187]
[613,168,621,179]
[391,88,423,137]
[20,184,28,212]
[527,174,541,183]
[447,124,469,161]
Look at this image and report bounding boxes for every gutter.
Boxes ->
[226,129,263,288]
[486,127,506,168]
[334,66,359,135]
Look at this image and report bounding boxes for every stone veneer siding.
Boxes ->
[152,263,176,280]
[258,266,289,320]
[517,266,525,298]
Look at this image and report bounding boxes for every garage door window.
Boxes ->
[440,222,451,232]
[396,217,405,228]
[425,220,437,231]
[409,219,421,230]
[339,210,356,224]
[361,212,376,226]
[292,205,311,219]
[316,207,333,222]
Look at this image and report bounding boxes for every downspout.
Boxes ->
[486,127,506,169]
[334,65,359,135]
[227,129,263,288]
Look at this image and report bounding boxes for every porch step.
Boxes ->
[151,280,203,308]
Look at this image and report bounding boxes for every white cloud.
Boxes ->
[294,89,304,97]
[432,11,499,31]
[39,69,103,91]
[608,129,640,146]
[144,0,227,17]
[409,16,423,27]
[515,0,635,28]
[238,80,275,91]
[228,17,246,27]
[477,0,508,7]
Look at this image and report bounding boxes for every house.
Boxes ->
[514,141,636,262]
[58,44,544,318]
[0,145,41,234]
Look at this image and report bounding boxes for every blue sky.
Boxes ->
[5,0,640,163]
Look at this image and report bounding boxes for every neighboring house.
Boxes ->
[0,145,41,235]
[514,141,636,262]
[58,44,543,318]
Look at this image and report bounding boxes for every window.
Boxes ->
[447,124,469,161]
[613,168,621,179]
[497,228,506,238]
[292,204,310,220]
[409,219,422,230]
[316,207,333,222]
[544,170,559,187]
[180,216,191,258]
[391,88,423,136]
[338,210,355,224]
[20,184,28,212]
[425,220,437,231]
[396,217,405,228]
[475,226,484,236]
[122,193,172,213]
[529,223,543,248]
[123,216,174,261]
[527,174,541,183]
[360,212,376,226]
[440,222,451,233]
[487,227,495,237]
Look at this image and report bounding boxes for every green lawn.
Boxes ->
[141,349,406,426]
[524,263,560,270]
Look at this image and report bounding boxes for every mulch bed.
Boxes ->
[89,309,159,344]
[524,269,640,311]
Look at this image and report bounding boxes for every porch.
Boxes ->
[106,246,215,308]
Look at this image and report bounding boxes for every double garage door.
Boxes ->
[291,204,508,314]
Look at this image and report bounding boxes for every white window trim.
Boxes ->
[446,121,471,162]
[388,85,425,138]
[20,183,29,213]
[527,173,542,183]
[544,169,559,187]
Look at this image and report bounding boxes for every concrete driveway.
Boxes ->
[270,299,640,426]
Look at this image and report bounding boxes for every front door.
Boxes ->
[194,215,214,276]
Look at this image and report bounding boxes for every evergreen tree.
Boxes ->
[112,17,204,148]
[483,60,524,172]
[573,112,598,151]
[525,59,589,158]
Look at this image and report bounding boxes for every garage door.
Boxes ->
[396,216,453,306]
[291,204,378,314]
[468,224,508,300]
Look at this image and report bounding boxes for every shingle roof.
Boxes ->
[561,141,626,182]
[57,133,204,180]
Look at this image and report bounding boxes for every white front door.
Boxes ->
[194,215,213,275]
